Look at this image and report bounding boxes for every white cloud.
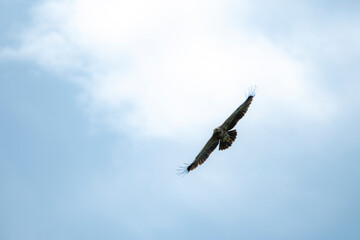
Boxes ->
[1,0,337,138]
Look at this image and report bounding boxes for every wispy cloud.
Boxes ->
[1,0,337,138]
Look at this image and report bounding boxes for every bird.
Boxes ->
[178,87,256,175]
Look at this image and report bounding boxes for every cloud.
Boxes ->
[1,0,337,138]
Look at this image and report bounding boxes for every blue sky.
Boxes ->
[1,0,359,239]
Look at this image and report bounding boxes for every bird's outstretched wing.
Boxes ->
[220,88,256,131]
[179,134,219,174]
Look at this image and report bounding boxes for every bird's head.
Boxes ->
[213,127,221,134]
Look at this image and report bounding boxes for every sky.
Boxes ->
[0,0,359,239]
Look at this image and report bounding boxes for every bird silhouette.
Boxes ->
[178,87,256,175]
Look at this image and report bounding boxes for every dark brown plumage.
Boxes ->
[178,87,256,175]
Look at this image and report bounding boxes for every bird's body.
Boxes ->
[178,87,256,174]
[211,127,237,150]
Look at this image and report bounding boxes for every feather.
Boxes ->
[178,134,219,174]
[220,87,256,131]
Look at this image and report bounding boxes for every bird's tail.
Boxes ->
[228,129,237,141]
[219,130,237,150]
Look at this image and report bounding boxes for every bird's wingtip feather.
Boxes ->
[176,164,190,176]
[247,85,257,97]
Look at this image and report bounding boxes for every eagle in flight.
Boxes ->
[178,87,256,174]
